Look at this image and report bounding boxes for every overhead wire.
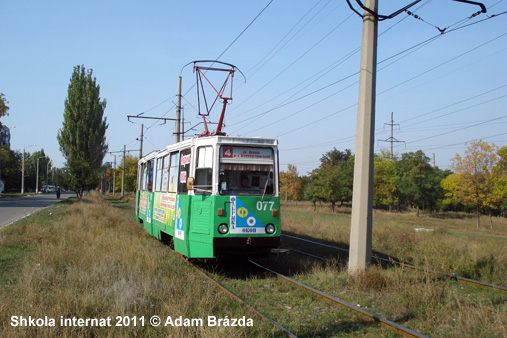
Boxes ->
[215,0,275,63]
[242,0,331,78]
[268,27,507,139]
[228,1,434,134]
[274,2,506,169]
[121,0,277,157]
[407,115,507,144]
[227,12,355,122]
[180,0,276,102]
[279,86,507,153]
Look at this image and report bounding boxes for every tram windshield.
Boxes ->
[218,146,275,196]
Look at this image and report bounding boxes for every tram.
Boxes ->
[135,135,281,258]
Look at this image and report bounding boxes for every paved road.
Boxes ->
[0,192,73,229]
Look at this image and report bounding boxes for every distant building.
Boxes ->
[0,125,12,149]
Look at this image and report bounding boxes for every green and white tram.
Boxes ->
[136,136,280,258]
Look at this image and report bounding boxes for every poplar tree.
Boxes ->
[57,65,108,197]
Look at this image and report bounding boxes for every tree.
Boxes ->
[447,140,498,229]
[0,147,21,192]
[67,158,99,198]
[113,155,138,192]
[27,149,52,192]
[491,146,507,218]
[0,93,9,128]
[307,149,354,212]
[57,65,108,197]
[280,164,304,201]
[395,150,439,216]
[373,151,398,210]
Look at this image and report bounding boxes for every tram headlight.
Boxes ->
[265,224,275,234]
[218,223,229,234]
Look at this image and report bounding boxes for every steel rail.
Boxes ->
[249,260,429,338]
[189,262,298,338]
[288,247,507,316]
[289,247,346,267]
[282,233,507,292]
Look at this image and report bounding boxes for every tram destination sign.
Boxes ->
[220,147,273,163]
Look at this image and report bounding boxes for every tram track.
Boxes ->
[187,255,431,337]
[289,246,507,317]
[187,259,297,337]
[281,233,507,292]
[248,259,429,338]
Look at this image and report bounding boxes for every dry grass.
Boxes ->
[281,201,507,285]
[0,193,275,337]
[2,195,505,337]
[277,200,507,337]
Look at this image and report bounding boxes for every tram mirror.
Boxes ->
[187,177,194,190]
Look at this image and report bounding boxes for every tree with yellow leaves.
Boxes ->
[279,164,304,202]
[446,140,498,229]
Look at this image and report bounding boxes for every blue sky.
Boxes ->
[1,0,506,174]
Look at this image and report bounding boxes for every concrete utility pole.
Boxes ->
[175,76,182,143]
[113,155,117,196]
[121,145,126,197]
[36,156,45,193]
[139,124,144,159]
[21,144,36,194]
[46,160,51,192]
[349,0,378,274]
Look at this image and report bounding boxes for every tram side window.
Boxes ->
[148,160,154,192]
[162,154,170,192]
[168,152,179,193]
[155,157,164,192]
[178,149,191,194]
[141,163,147,191]
[195,146,213,195]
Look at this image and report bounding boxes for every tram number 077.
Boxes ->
[257,201,275,211]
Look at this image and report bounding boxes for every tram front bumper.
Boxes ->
[213,236,280,255]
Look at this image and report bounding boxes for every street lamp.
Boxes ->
[36,156,45,193]
[21,144,36,194]
[46,159,52,192]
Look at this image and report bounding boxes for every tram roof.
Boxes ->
[139,136,278,163]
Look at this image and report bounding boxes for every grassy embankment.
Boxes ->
[1,194,506,337]
[0,193,276,338]
[268,201,507,337]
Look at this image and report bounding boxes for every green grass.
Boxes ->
[0,245,34,286]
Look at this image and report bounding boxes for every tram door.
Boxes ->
[174,148,192,257]
[188,146,214,258]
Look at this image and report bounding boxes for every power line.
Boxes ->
[378,31,507,96]
[279,88,507,153]
[398,84,507,124]
[228,1,431,125]
[408,115,507,144]
[228,12,355,119]
[181,0,276,99]
[215,0,275,62]
[242,0,330,78]
[267,30,506,138]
